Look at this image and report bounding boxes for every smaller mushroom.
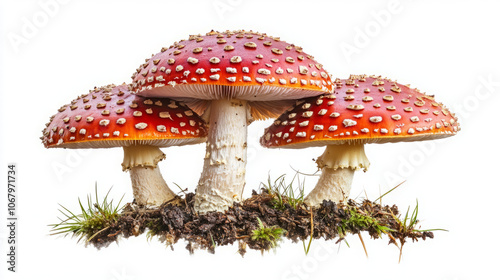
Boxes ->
[41,84,208,206]
[260,75,460,206]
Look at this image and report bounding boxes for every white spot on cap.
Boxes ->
[408,128,415,134]
[117,118,126,124]
[176,65,183,72]
[288,113,296,119]
[330,112,340,118]
[290,78,298,84]
[135,123,148,130]
[226,67,237,73]
[279,79,286,85]
[258,69,271,75]
[79,128,86,135]
[256,77,266,83]
[343,119,357,127]
[103,133,110,138]
[69,127,76,133]
[283,133,289,139]
[391,114,402,121]
[243,76,252,82]
[187,57,198,64]
[210,68,221,73]
[313,125,324,131]
[380,128,388,134]
[394,128,402,134]
[230,56,242,63]
[353,114,363,118]
[329,125,338,131]
[209,57,220,64]
[410,116,420,122]
[318,109,327,115]
[369,116,383,123]
[168,101,178,109]
[227,77,236,82]
[361,128,369,133]
[195,68,205,74]
[170,127,180,134]
[86,116,94,123]
[299,65,308,75]
[99,119,110,126]
[296,132,307,137]
[299,121,309,127]
[276,67,284,74]
[242,67,249,73]
[157,125,167,132]
[113,131,120,136]
[302,111,313,118]
[210,74,220,81]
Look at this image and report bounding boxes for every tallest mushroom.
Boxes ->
[131,30,333,213]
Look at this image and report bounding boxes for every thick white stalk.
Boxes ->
[129,166,177,206]
[122,145,177,206]
[194,99,249,214]
[305,144,370,207]
[305,168,354,206]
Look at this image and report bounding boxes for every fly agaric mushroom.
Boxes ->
[130,30,333,213]
[41,84,207,206]
[260,74,460,206]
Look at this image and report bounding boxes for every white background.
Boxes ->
[1,0,499,279]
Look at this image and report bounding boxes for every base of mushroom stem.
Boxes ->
[304,167,354,207]
[129,165,177,206]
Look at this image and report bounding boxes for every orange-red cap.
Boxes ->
[42,84,207,149]
[261,75,460,148]
[130,30,333,109]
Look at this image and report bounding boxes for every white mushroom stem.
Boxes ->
[305,143,370,207]
[195,99,250,214]
[122,145,177,206]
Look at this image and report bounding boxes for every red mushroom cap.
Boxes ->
[261,75,460,148]
[130,30,333,117]
[42,84,207,149]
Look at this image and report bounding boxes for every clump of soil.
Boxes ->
[87,189,434,254]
